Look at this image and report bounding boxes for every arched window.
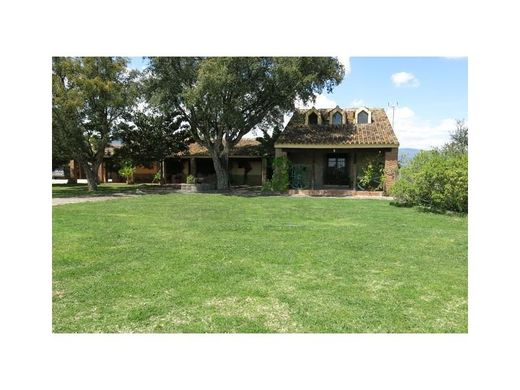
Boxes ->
[308,112,318,125]
[357,110,369,124]
[332,112,342,125]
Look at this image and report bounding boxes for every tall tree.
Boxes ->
[147,57,344,189]
[52,57,136,191]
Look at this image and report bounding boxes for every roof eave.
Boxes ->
[274,143,399,149]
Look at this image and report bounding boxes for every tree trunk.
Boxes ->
[84,165,99,191]
[211,152,230,190]
[81,162,100,192]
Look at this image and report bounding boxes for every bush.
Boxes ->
[186,175,196,184]
[271,156,290,192]
[391,150,468,212]
[152,171,162,183]
[118,164,136,185]
[261,179,273,192]
[357,161,384,191]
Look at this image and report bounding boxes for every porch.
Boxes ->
[275,146,398,193]
[164,156,266,186]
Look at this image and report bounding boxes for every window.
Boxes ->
[332,112,342,125]
[308,112,318,125]
[357,111,369,124]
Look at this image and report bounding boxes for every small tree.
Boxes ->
[118,163,136,184]
[442,119,468,154]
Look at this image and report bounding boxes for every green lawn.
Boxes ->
[52,183,160,198]
[52,193,467,333]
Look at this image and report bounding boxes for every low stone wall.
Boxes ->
[288,189,384,197]
[180,183,216,192]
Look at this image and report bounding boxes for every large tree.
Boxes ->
[52,57,136,191]
[147,57,345,189]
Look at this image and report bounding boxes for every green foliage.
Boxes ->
[186,175,196,184]
[357,161,384,191]
[152,171,162,183]
[261,179,273,192]
[52,57,137,191]
[271,156,290,192]
[391,150,468,212]
[115,109,190,168]
[118,164,136,184]
[392,120,468,212]
[441,119,468,154]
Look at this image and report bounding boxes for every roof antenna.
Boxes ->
[388,101,398,129]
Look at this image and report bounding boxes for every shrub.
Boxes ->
[391,150,468,212]
[271,156,290,192]
[261,179,273,192]
[118,164,136,185]
[186,175,196,184]
[152,171,162,183]
[357,161,384,191]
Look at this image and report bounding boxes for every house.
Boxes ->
[64,106,399,194]
[274,106,399,194]
[66,140,266,185]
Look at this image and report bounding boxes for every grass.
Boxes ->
[52,182,160,198]
[52,193,467,333]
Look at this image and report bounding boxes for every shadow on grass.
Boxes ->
[390,200,467,216]
[52,183,160,198]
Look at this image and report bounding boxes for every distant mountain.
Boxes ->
[399,148,422,164]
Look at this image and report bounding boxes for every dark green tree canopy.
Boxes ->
[115,108,191,168]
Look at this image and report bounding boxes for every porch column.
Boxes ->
[161,160,166,183]
[384,148,399,195]
[190,157,197,176]
[311,150,316,189]
[351,152,357,191]
[261,157,267,185]
[67,160,78,184]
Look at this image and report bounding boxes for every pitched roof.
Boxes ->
[183,139,262,157]
[276,108,399,146]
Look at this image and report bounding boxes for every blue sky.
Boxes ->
[128,57,467,149]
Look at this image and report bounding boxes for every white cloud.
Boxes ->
[295,93,338,109]
[337,56,351,75]
[391,72,420,87]
[350,99,365,107]
[385,106,456,149]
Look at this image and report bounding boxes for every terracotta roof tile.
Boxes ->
[276,108,399,146]
[182,139,262,157]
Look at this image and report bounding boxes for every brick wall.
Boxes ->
[384,148,399,194]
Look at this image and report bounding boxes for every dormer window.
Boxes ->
[355,107,371,124]
[305,107,322,125]
[329,106,345,126]
[357,111,368,124]
[332,112,342,125]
